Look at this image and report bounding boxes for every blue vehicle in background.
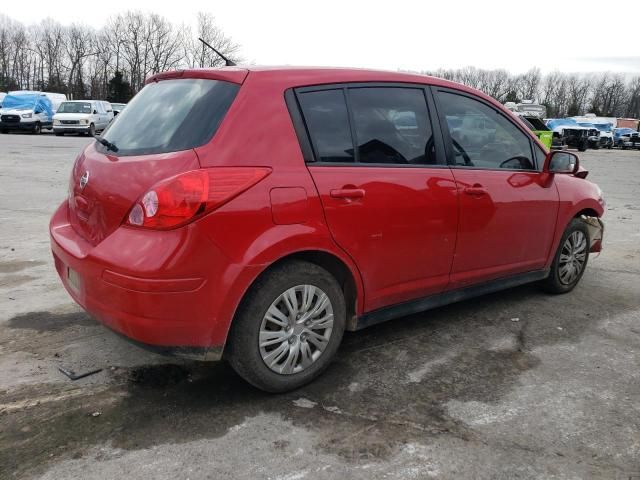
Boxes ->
[613,128,640,149]
[546,118,591,151]
[571,115,615,149]
[0,91,66,134]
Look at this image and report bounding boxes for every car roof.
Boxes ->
[147,65,503,109]
[148,66,476,94]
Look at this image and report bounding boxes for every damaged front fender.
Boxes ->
[581,215,604,253]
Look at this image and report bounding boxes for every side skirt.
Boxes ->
[355,269,549,330]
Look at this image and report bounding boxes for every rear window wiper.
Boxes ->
[95,136,119,153]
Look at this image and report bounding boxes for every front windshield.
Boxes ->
[58,102,92,114]
[593,123,612,132]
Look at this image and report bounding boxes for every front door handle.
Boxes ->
[463,185,487,196]
[330,188,366,199]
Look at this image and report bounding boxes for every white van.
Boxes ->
[53,100,114,136]
[0,91,67,134]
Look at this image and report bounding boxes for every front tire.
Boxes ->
[87,123,95,137]
[32,122,42,135]
[542,218,590,294]
[226,260,346,393]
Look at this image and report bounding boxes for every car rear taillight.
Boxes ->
[126,167,271,229]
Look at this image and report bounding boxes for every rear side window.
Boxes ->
[297,89,354,163]
[349,87,435,164]
[100,79,239,156]
[437,91,534,170]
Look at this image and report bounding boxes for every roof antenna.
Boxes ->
[198,37,236,67]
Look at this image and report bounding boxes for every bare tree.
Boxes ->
[187,12,240,68]
[3,11,640,119]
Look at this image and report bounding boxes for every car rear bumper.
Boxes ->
[49,202,253,361]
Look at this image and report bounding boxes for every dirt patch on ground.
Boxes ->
[0,260,45,274]
[7,311,96,332]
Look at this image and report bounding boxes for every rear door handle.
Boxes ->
[330,188,366,199]
[463,185,487,196]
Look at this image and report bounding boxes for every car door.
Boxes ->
[95,102,107,129]
[294,85,459,312]
[103,102,114,125]
[433,88,559,289]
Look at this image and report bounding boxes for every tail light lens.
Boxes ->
[126,167,271,229]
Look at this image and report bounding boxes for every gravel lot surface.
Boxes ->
[1,133,639,479]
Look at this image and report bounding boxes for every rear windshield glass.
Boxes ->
[58,102,92,113]
[99,79,239,156]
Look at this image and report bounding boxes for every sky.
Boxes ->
[5,0,640,75]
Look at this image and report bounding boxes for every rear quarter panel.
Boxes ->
[193,72,366,343]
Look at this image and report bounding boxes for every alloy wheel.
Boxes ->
[259,285,334,375]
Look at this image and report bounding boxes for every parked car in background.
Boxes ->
[613,128,640,149]
[576,122,602,149]
[546,118,591,151]
[571,115,615,148]
[517,114,553,149]
[111,103,127,116]
[0,91,66,134]
[591,123,614,148]
[50,67,605,392]
[53,100,114,136]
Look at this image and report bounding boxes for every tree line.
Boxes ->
[424,67,640,119]
[2,11,640,119]
[0,12,240,102]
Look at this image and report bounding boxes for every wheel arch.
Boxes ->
[573,207,600,218]
[220,248,364,357]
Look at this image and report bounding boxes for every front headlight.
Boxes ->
[21,113,32,118]
[54,119,60,125]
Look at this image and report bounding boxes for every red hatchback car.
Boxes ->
[50,67,605,392]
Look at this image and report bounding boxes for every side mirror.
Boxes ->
[544,150,579,174]
[35,110,42,114]
[93,110,98,114]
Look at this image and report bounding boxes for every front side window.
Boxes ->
[100,79,239,156]
[348,87,435,165]
[438,91,534,170]
[298,89,354,163]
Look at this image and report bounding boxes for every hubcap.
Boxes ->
[558,230,587,285]
[259,285,334,375]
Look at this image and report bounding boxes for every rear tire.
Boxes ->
[541,218,590,294]
[226,260,346,393]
